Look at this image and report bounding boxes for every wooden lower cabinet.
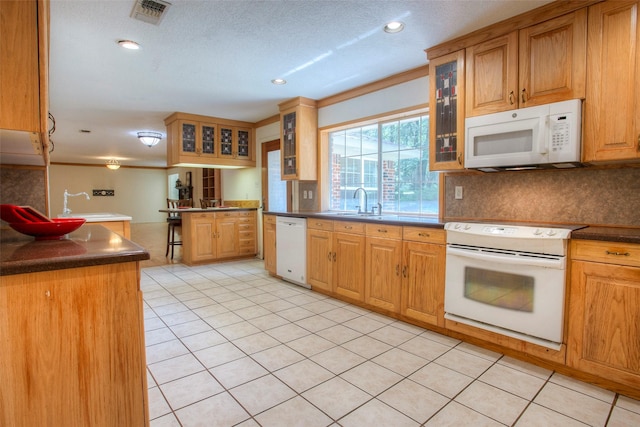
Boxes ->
[330,221,366,301]
[263,214,277,275]
[237,211,257,256]
[307,224,333,292]
[567,240,640,390]
[0,262,148,426]
[400,227,446,326]
[401,240,446,326]
[182,210,256,265]
[216,212,239,258]
[365,224,403,313]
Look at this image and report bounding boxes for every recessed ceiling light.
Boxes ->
[118,40,140,50]
[271,78,287,85]
[384,21,405,33]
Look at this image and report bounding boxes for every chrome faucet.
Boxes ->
[63,189,90,215]
[353,187,368,214]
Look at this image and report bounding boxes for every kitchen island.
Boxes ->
[161,207,258,265]
[0,224,150,426]
[57,212,132,238]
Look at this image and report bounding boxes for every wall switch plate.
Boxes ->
[455,186,463,200]
[303,190,308,199]
[93,189,114,196]
[308,190,313,199]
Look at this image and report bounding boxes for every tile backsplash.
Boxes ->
[443,166,640,227]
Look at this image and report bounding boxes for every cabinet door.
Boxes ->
[0,0,42,133]
[583,0,640,162]
[307,228,332,292]
[190,215,216,262]
[401,241,445,326]
[236,127,252,160]
[201,123,217,156]
[180,121,198,155]
[567,260,640,388]
[281,111,298,179]
[216,215,239,258]
[518,9,587,106]
[466,31,518,117]
[219,126,234,158]
[429,50,465,171]
[365,237,402,312]
[264,221,277,274]
[333,232,366,301]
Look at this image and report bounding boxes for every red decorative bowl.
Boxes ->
[9,218,86,240]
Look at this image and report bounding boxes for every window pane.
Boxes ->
[328,113,437,215]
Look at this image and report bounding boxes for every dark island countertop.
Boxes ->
[0,224,150,276]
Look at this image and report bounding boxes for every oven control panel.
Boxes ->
[445,222,572,239]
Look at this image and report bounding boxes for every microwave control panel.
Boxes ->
[550,114,570,152]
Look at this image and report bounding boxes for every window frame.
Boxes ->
[319,107,438,217]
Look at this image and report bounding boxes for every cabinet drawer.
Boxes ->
[366,223,402,239]
[308,219,334,231]
[239,230,255,240]
[238,211,255,217]
[334,220,365,234]
[238,223,255,232]
[216,211,239,218]
[238,217,255,225]
[571,240,640,267]
[403,227,446,244]
[238,246,256,254]
[264,215,276,224]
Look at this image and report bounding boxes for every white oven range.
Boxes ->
[444,222,574,350]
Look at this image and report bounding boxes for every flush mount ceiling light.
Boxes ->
[106,159,121,170]
[118,39,140,50]
[384,21,405,33]
[137,131,162,147]
[271,78,287,85]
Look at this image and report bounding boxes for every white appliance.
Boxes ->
[444,222,574,350]
[276,216,309,288]
[465,99,582,171]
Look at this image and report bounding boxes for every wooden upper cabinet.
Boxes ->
[279,97,318,180]
[164,112,255,168]
[466,31,518,116]
[519,10,587,106]
[466,10,587,117]
[429,50,465,171]
[583,0,640,163]
[0,0,50,163]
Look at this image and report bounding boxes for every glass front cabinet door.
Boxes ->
[429,50,466,171]
[278,97,318,181]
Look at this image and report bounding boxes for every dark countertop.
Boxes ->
[571,226,640,244]
[264,211,445,228]
[0,224,150,276]
[265,211,640,243]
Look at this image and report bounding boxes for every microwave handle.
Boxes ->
[538,116,549,155]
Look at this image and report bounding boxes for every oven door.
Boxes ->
[444,244,566,348]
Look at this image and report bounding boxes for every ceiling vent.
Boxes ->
[130,0,171,25]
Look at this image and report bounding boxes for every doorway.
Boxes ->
[262,139,288,212]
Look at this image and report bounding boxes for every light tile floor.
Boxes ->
[142,259,640,427]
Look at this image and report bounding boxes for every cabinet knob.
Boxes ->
[377,228,388,233]
[606,250,630,257]
[521,88,527,104]
[508,91,515,105]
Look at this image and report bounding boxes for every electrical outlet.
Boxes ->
[308,190,313,199]
[455,186,463,200]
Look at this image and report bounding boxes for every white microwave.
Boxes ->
[465,99,582,171]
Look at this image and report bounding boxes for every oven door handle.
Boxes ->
[446,246,565,269]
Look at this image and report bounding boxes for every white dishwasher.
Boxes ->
[276,216,308,288]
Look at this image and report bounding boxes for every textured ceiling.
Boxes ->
[48,0,552,167]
